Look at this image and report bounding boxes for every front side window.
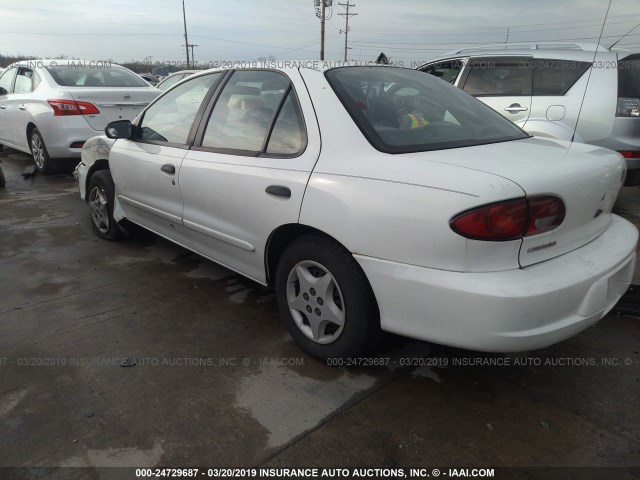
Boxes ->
[135,73,222,145]
[47,65,149,87]
[326,67,528,154]
[463,59,531,96]
[0,67,17,94]
[421,60,464,84]
[202,70,305,155]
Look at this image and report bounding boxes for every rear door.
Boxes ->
[110,72,224,243]
[459,56,533,126]
[180,69,321,283]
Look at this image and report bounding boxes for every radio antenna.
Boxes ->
[609,22,640,49]
[572,0,613,142]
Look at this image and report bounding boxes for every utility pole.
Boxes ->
[182,44,199,66]
[320,0,326,60]
[505,26,510,48]
[338,2,357,61]
[182,0,191,69]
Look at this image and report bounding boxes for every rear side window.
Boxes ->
[46,65,149,87]
[618,54,640,99]
[201,70,306,157]
[14,68,35,94]
[532,60,591,95]
[326,67,528,154]
[463,58,531,96]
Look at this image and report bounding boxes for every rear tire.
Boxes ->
[30,128,56,175]
[0,166,5,188]
[87,170,123,240]
[275,234,380,360]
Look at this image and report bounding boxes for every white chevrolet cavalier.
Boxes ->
[75,66,638,359]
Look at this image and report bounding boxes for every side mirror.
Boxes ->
[0,87,7,96]
[105,120,132,139]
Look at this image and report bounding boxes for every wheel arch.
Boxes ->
[26,122,37,149]
[265,224,356,287]
[84,160,110,203]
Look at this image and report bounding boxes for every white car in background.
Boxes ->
[418,43,640,185]
[76,66,637,359]
[0,59,160,173]
[156,70,200,91]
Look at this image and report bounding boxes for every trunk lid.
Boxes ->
[429,137,626,266]
[67,87,159,131]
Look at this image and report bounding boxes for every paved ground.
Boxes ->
[0,149,639,479]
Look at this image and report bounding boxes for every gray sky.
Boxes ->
[1,0,639,67]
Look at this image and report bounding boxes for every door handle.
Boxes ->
[265,185,291,198]
[0,105,5,110]
[504,104,528,113]
[160,164,176,175]
[19,104,26,111]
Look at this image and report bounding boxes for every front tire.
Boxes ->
[275,235,380,360]
[87,170,123,240]
[30,128,55,174]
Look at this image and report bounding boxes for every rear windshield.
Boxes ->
[325,67,528,154]
[619,54,640,99]
[46,65,149,88]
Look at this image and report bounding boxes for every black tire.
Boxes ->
[275,234,380,360]
[0,165,5,188]
[87,170,123,240]
[30,128,56,175]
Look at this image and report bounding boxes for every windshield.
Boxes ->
[46,65,149,87]
[325,67,529,154]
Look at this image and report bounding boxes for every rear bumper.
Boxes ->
[356,215,638,352]
[38,117,101,159]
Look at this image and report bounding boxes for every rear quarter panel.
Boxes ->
[299,68,526,272]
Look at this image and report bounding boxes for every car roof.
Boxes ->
[419,42,624,64]
[8,59,127,69]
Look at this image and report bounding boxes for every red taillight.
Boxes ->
[47,99,100,116]
[526,196,565,235]
[618,150,640,159]
[451,196,565,241]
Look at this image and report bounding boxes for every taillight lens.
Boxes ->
[618,150,640,159]
[48,99,100,116]
[451,196,565,241]
[616,98,640,117]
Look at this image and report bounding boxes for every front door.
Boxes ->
[109,72,224,244]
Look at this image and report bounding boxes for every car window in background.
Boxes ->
[463,59,531,96]
[0,67,17,93]
[135,73,222,145]
[422,60,464,84]
[618,54,640,99]
[202,70,290,153]
[158,74,184,91]
[532,60,591,95]
[326,67,528,154]
[14,68,35,94]
[46,66,149,87]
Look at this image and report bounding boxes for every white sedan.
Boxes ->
[75,66,638,359]
[0,59,159,173]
